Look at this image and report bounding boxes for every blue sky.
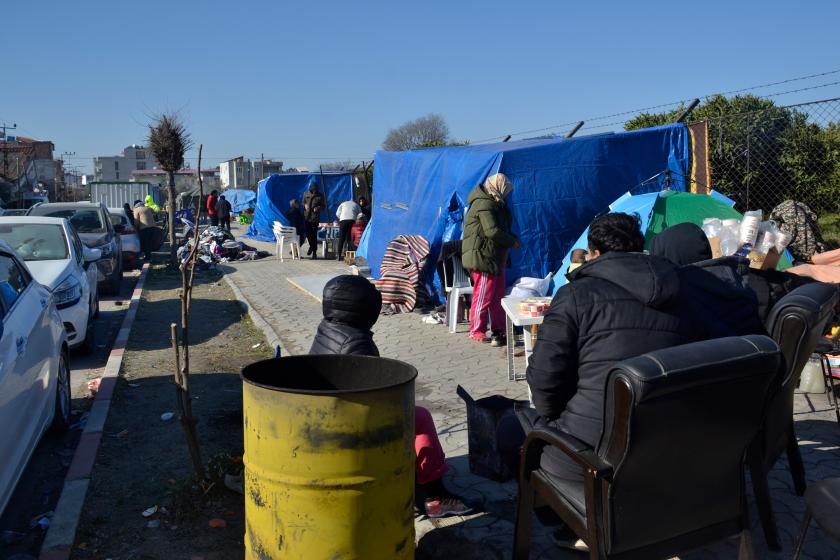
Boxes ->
[3,0,839,173]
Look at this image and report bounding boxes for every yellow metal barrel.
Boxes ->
[242,354,417,559]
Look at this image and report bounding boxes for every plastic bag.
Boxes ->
[509,273,554,298]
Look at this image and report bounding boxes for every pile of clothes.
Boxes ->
[177,226,270,268]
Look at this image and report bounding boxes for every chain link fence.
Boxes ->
[704,97,840,217]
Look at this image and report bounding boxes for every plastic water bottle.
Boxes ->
[735,243,753,258]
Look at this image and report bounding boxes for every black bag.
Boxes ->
[457,385,527,481]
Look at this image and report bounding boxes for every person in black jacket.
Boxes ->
[521,213,764,486]
[302,183,325,259]
[215,195,232,231]
[309,275,382,356]
[286,199,306,249]
[648,222,809,324]
[649,223,766,336]
[309,275,471,518]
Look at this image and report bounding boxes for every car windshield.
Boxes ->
[0,223,69,261]
[109,212,128,226]
[33,208,106,233]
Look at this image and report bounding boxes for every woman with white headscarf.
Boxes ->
[461,173,519,346]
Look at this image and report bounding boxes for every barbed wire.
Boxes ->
[473,68,840,144]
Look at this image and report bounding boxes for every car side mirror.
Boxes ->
[83,247,102,263]
[113,224,126,234]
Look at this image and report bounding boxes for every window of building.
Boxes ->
[114,161,119,170]
[136,150,145,160]
[116,171,120,179]
[136,162,146,170]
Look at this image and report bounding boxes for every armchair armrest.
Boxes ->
[520,426,613,481]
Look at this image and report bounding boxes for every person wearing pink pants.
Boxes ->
[461,173,519,346]
[469,268,507,342]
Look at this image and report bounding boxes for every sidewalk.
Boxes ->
[223,226,840,559]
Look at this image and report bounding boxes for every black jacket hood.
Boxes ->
[321,275,382,330]
[649,223,713,266]
[569,251,680,309]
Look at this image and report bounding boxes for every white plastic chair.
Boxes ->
[273,221,300,262]
[444,254,474,333]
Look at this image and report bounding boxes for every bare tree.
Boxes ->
[317,160,355,172]
[148,112,192,266]
[170,144,207,482]
[382,113,450,151]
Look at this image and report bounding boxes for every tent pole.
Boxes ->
[319,165,328,223]
[676,99,700,123]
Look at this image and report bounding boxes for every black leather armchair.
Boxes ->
[749,282,838,550]
[513,335,782,560]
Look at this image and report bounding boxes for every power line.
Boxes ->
[473,67,840,143]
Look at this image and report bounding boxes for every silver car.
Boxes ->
[29,202,123,294]
[0,240,70,515]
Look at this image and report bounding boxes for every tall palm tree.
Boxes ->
[148,113,191,265]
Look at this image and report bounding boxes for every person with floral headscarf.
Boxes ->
[461,173,519,346]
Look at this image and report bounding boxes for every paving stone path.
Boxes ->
[224,226,840,559]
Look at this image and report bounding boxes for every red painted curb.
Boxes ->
[39,263,150,560]
[64,432,103,481]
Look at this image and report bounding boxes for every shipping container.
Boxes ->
[89,182,162,209]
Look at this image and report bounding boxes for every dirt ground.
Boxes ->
[72,263,271,560]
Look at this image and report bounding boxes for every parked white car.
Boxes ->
[0,240,71,516]
[0,217,101,352]
[108,207,141,270]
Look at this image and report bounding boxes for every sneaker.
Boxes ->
[424,497,473,518]
[469,334,491,343]
[490,334,507,347]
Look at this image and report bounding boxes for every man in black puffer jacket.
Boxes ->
[309,275,381,356]
[649,222,766,336]
[524,213,764,485]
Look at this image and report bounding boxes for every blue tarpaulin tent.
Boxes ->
[244,172,354,242]
[357,124,691,301]
[221,188,257,214]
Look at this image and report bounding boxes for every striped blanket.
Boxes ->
[375,235,431,314]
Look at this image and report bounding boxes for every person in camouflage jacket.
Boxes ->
[769,200,826,263]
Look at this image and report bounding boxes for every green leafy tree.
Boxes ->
[626,95,840,215]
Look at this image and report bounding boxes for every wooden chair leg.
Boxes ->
[792,511,812,560]
[786,423,807,496]
[748,447,782,551]
[513,481,535,560]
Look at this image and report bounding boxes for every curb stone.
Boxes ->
[38,264,150,560]
[222,273,291,357]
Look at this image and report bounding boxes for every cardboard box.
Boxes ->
[748,247,781,270]
[708,236,722,258]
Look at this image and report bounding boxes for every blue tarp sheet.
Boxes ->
[221,188,257,214]
[244,172,354,242]
[357,124,691,301]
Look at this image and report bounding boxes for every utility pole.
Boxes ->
[1,122,18,179]
[61,151,75,202]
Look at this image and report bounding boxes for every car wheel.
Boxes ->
[80,318,96,354]
[109,265,123,295]
[50,353,71,432]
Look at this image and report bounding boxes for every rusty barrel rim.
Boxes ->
[241,354,418,395]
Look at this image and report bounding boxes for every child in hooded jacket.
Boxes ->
[310,275,471,518]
